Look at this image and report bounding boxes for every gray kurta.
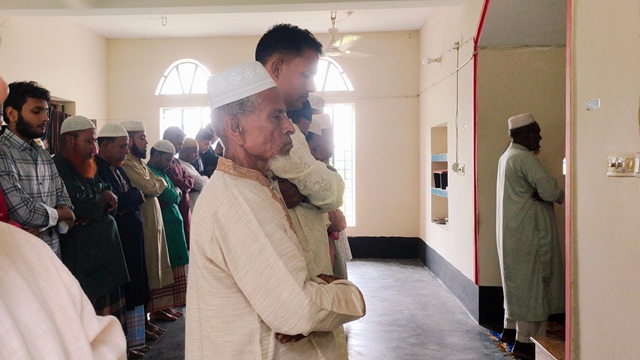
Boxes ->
[496,143,565,321]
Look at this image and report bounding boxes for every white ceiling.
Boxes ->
[0,0,565,45]
[479,0,566,47]
[0,0,463,39]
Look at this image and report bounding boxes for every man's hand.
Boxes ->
[177,188,183,199]
[277,177,304,208]
[316,273,342,284]
[328,209,347,233]
[275,333,307,344]
[55,205,76,230]
[101,190,118,212]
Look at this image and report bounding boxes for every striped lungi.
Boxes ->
[126,305,146,348]
[148,284,175,312]
[147,265,187,311]
[92,287,126,329]
[172,265,187,307]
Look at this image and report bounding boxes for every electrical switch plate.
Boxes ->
[607,154,635,177]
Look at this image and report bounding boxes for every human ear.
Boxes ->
[4,106,17,123]
[224,115,244,143]
[268,58,284,80]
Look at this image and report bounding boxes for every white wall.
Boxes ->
[0,17,107,121]
[476,47,566,286]
[107,31,420,237]
[419,1,483,282]
[571,0,640,358]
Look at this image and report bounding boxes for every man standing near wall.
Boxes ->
[0,81,75,257]
[496,113,565,360]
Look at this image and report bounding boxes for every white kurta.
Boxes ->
[496,143,565,321]
[269,125,345,276]
[0,222,126,360]
[186,158,365,360]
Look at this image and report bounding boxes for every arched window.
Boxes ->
[155,59,211,95]
[314,57,354,92]
[313,57,356,225]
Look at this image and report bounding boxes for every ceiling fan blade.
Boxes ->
[333,34,361,51]
[324,45,345,57]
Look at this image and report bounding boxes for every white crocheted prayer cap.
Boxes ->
[98,123,128,138]
[60,115,95,134]
[508,113,536,130]
[152,139,175,154]
[309,113,332,135]
[120,120,145,132]
[208,61,277,110]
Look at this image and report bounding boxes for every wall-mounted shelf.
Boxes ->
[431,124,448,224]
[431,187,448,198]
[432,153,447,162]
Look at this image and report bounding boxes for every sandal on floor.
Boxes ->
[128,349,145,359]
[166,308,183,318]
[135,346,151,353]
[145,329,159,341]
[146,323,166,336]
[149,310,177,322]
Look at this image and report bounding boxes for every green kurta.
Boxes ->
[148,164,189,268]
[53,155,129,300]
[496,143,565,321]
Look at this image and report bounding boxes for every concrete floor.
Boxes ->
[143,259,506,359]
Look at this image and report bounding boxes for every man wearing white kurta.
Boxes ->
[496,113,564,360]
[186,61,366,360]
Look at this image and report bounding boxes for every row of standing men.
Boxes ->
[0,80,223,358]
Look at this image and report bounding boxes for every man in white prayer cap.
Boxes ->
[53,115,130,324]
[146,140,189,322]
[496,113,565,360]
[96,123,150,357]
[186,61,365,360]
[119,120,176,339]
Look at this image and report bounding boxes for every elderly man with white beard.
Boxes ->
[186,61,366,360]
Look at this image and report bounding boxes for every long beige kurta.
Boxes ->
[0,222,126,360]
[269,124,345,277]
[186,158,365,360]
[121,154,174,289]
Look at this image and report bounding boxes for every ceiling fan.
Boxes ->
[324,11,364,57]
